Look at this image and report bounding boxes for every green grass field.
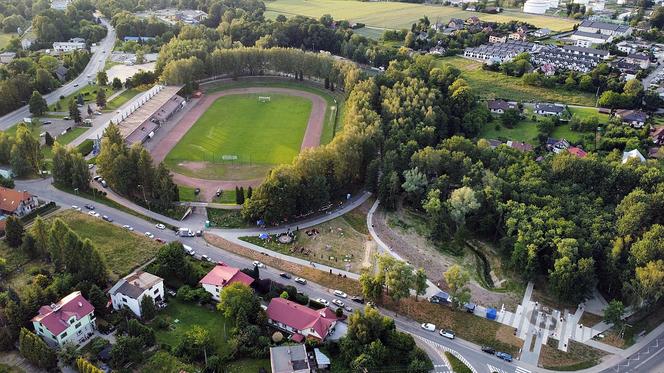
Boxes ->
[165,93,312,180]
[104,88,145,111]
[480,119,540,144]
[0,33,17,50]
[436,57,597,106]
[265,0,577,31]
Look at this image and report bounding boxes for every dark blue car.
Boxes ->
[496,352,513,362]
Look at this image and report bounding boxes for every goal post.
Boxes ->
[258,96,271,103]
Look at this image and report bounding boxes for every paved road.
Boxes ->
[0,18,116,129]
[642,60,663,89]
[15,178,664,373]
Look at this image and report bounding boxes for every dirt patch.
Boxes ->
[179,161,207,171]
[372,205,519,309]
[580,312,604,328]
[204,233,361,295]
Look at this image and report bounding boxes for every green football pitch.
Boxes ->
[165,93,312,180]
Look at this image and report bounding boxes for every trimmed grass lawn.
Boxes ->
[445,352,472,373]
[53,126,88,145]
[104,88,145,111]
[53,210,162,280]
[207,208,251,228]
[479,120,539,144]
[551,124,585,143]
[178,186,199,202]
[568,106,608,122]
[153,299,232,357]
[265,0,577,31]
[436,57,597,106]
[50,86,117,111]
[212,189,238,204]
[225,359,271,373]
[166,93,312,179]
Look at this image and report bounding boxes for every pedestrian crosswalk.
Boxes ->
[486,364,531,373]
[515,367,531,373]
[433,363,451,373]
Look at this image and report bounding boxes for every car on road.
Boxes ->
[351,296,364,304]
[43,121,52,125]
[122,225,134,231]
[87,211,96,216]
[145,232,154,239]
[294,277,307,285]
[183,245,195,256]
[73,83,79,87]
[332,299,345,307]
[439,329,455,339]
[93,212,100,218]
[155,238,166,244]
[201,255,210,262]
[279,273,292,279]
[253,261,265,268]
[495,352,513,362]
[84,204,94,210]
[421,323,436,332]
[71,205,81,211]
[333,290,348,298]
[344,306,353,313]
[102,215,113,222]
[155,223,166,230]
[63,116,70,120]
[315,298,329,306]
[481,346,496,355]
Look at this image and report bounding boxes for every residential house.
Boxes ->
[516,26,529,34]
[578,20,631,37]
[546,138,571,153]
[508,31,527,41]
[270,345,311,373]
[567,146,588,158]
[532,28,551,37]
[540,63,556,76]
[109,271,164,318]
[55,65,68,81]
[465,16,481,26]
[535,103,566,116]
[615,109,648,128]
[506,140,534,152]
[21,36,34,50]
[199,262,254,301]
[53,41,86,52]
[622,149,646,164]
[486,139,504,149]
[447,18,465,31]
[0,187,39,222]
[0,52,16,64]
[51,0,70,10]
[650,126,664,145]
[463,40,537,63]
[123,36,157,42]
[531,45,607,73]
[487,99,518,113]
[428,46,446,55]
[562,45,610,60]
[31,291,96,347]
[571,31,611,48]
[266,298,338,342]
[625,53,650,69]
[616,40,644,54]
[489,34,507,44]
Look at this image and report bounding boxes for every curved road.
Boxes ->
[0,18,116,129]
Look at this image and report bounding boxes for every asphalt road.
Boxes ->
[0,18,116,129]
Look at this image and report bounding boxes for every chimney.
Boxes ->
[78,302,82,307]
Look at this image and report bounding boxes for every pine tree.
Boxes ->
[247,186,253,199]
[5,216,24,247]
[140,296,156,320]
[44,132,54,147]
[238,186,245,204]
[28,91,48,116]
[69,99,82,124]
[235,186,241,204]
[96,89,106,108]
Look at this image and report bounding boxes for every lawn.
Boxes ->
[436,57,597,106]
[165,93,312,180]
[207,208,250,228]
[212,189,238,204]
[540,339,606,370]
[568,107,608,122]
[445,352,472,373]
[178,186,199,202]
[265,0,577,31]
[240,213,370,273]
[52,210,163,280]
[479,119,539,144]
[104,88,145,111]
[50,86,116,112]
[0,33,17,50]
[153,299,233,357]
[551,124,586,143]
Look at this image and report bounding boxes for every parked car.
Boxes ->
[63,116,70,120]
[195,230,202,237]
[332,299,345,307]
[84,204,95,210]
[87,211,96,216]
[155,223,166,230]
[71,205,81,211]
[294,277,307,285]
[145,232,154,239]
[43,121,52,125]
[333,290,348,298]
[481,346,496,355]
[155,238,165,244]
[253,261,265,268]
[344,306,353,312]
[201,255,210,262]
[496,352,513,362]
[279,273,292,279]
[439,329,455,339]
[122,225,134,231]
[421,323,436,332]
[102,215,113,222]
[351,296,365,304]
[315,298,329,307]
[93,212,100,218]
[183,245,195,256]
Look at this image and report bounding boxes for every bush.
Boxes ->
[77,139,94,156]
[153,316,169,330]
[309,299,325,310]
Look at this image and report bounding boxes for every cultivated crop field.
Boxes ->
[265,0,577,32]
[165,93,312,180]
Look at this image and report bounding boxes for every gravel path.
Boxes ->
[151,87,328,201]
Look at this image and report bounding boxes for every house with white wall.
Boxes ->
[109,271,164,318]
[199,263,254,301]
[31,291,96,347]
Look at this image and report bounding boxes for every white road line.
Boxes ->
[487,364,507,373]
[515,367,531,373]
[633,345,664,370]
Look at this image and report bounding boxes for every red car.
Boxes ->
[154,238,166,244]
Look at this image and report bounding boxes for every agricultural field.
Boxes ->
[165,93,312,180]
[436,57,597,106]
[265,0,577,31]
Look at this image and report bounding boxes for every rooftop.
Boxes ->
[115,85,183,141]
[266,298,337,340]
[270,345,310,373]
[0,187,33,213]
[199,263,254,287]
[32,291,94,336]
[572,31,611,40]
[109,271,163,299]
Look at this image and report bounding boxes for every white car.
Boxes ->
[122,225,134,231]
[93,212,101,218]
[294,277,307,285]
[145,232,154,239]
[87,211,96,216]
[421,323,436,332]
[71,205,82,211]
[332,299,345,307]
[439,329,455,339]
[201,255,210,262]
[315,298,330,307]
[333,290,348,298]
[155,223,166,230]
[252,261,265,268]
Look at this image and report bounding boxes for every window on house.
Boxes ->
[154,288,159,294]
[60,331,67,338]
[75,322,81,329]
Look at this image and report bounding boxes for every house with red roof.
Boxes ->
[199,263,254,301]
[0,187,38,230]
[567,146,588,158]
[266,298,338,342]
[31,291,96,347]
